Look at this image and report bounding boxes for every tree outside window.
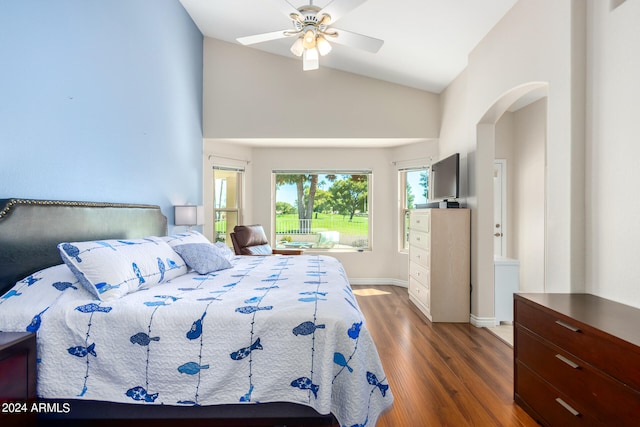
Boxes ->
[401,168,429,250]
[274,172,371,250]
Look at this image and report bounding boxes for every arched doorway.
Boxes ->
[472,82,548,327]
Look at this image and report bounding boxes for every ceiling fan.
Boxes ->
[236,0,384,71]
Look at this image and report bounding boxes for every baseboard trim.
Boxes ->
[349,278,408,287]
[470,314,497,328]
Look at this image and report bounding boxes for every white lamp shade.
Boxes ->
[316,36,332,56]
[290,38,304,57]
[174,205,205,226]
[303,47,319,71]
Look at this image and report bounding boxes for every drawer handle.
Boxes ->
[555,320,581,332]
[555,397,580,417]
[555,354,580,369]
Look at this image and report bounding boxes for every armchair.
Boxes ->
[230,224,303,256]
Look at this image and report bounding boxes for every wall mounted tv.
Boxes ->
[431,153,460,201]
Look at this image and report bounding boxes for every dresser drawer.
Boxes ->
[408,230,429,250]
[516,362,604,427]
[0,352,29,400]
[409,246,429,269]
[409,261,429,287]
[409,276,429,309]
[409,211,430,232]
[516,326,640,426]
[515,299,640,390]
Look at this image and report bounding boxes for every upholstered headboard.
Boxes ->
[0,198,168,295]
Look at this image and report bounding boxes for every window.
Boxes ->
[213,167,243,247]
[400,168,429,250]
[273,171,371,251]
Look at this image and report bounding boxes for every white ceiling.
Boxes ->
[179,0,518,94]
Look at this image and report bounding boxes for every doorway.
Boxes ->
[493,160,507,258]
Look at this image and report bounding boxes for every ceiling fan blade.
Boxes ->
[317,0,367,25]
[237,30,292,46]
[329,28,384,53]
[276,0,303,21]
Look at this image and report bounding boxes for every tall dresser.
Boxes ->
[514,293,640,426]
[408,208,470,322]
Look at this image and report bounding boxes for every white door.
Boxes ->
[494,160,507,257]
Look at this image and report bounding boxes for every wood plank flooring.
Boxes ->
[353,285,538,427]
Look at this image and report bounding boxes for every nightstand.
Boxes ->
[0,332,37,425]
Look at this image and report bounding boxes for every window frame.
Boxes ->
[272,170,372,252]
[213,166,244,247]
[399,166,430,252]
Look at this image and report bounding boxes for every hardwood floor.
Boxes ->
[353,285,538,427]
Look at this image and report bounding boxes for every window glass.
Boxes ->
[401,168,429,249]
[274,172,371,251]
[214,168,242,246]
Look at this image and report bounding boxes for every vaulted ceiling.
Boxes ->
[179,0,517,93]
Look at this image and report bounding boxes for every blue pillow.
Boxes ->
[173,243,233,274]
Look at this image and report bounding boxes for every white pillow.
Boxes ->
[58,237,187,301]
[162,230,210,247]
[214,242,235,261]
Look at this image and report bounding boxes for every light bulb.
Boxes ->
[302,29,316,49]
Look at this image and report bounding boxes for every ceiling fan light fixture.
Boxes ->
[316,35,332,56]
[302,29,316,49]
[290,38,304,57]
[303,47,319,71]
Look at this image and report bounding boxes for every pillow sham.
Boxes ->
[162,230,210,247]
[172,243,233,275]
[58,237,187,301]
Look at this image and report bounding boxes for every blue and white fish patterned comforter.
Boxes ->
[0,255,392,426]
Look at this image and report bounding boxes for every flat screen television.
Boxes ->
[431,153,460,201]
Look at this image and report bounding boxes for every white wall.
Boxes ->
[202,140,437,283]
[201,36,442,283]
[250,143,438,283]
[512,99,547,292]
[439,0,586,323]
[202,38,440,139]
[585,0,640,306]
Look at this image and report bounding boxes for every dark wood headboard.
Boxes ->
[0,198,168,295]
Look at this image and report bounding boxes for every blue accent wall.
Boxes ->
[0,0,203,230]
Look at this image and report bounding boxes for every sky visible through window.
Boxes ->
[277,173,427,206]
[406,170,428,207]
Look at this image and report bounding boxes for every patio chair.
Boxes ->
[231,224,303,256]
[314,231,340,248]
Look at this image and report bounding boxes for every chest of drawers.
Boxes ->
[408,209,470,322]
[0,332,37,426]
[514,293,640,426]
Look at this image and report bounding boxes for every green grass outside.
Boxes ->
[275,213,368,235]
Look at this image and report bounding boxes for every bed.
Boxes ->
[0,199,392,426]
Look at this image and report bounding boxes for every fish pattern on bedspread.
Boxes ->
[0,255,392,426]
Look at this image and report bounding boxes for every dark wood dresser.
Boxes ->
[514,293,640,426]
[0,332,37,425]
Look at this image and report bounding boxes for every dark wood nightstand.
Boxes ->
[0,332,37,425]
